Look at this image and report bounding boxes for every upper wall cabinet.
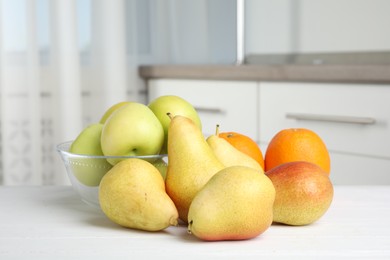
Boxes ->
[246,0,390,54]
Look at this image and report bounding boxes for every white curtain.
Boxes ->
[0,0,236,185]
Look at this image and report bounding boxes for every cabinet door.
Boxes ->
[330,153,390,185]
[148,79,259,141]
[258,82,390,185]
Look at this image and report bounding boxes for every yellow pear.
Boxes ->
[99,158,178,231]
[266,161,334,225]
[165,114,225,223]
[206,125,263,173]
[188,166,275,241]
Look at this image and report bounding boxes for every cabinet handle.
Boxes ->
[286,113,376,125]
[194,107,225,114]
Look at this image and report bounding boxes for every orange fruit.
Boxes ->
[219,132,264,170]
[264,128,330,174]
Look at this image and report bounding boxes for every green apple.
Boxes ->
[69,123,112,186]
[148,95,202,154]
[152,158,168,180]
[99,101,131,124]
[101,102,164,165]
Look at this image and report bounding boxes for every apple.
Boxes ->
[152,158,168,180]
[69,123,112,186]
[99,101,131,124]
[101,102,164,165]
[148,95,202,154]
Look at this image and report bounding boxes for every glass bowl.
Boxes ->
[56,141,168,209]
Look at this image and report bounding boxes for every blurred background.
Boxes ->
[1,0,389,185]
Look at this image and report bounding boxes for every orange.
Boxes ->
[219,132,264,170]
[264,128,330,174]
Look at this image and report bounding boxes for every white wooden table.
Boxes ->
[1,185,389,259]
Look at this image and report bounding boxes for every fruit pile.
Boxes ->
[69,95,334,241]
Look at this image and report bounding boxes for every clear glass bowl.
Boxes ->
[56,141,168,209]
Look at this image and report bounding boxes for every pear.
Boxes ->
[165,114,225,223]
[148,95,202,154]
[206,125,264,173]
[99,158,179,231]
[266,161,334,226]
[187,166,275,241]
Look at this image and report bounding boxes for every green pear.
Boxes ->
[99,158,179,231]
[99,101,130,124]
[165,114,224,223]
[148,95,202,154]
[266,161,334,225]
[207,125,264,173]
[188,165,275,241]
[69,123,112,186]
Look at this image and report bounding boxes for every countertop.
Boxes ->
[1,185,390,259]
[139,64,390,84]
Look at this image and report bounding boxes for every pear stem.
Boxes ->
[215,124,220,136]
[187,220,193,234]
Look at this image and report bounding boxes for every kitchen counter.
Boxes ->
[139,64,390,84]
[1,185,390,259]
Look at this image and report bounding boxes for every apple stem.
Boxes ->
[166,112,173,120]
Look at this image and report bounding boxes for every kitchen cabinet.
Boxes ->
[258,82,390,185]
[147,79,390,185]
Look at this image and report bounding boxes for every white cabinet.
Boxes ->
[148,79,259,139]
[147,79,390,185]
[258,82,390,185]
